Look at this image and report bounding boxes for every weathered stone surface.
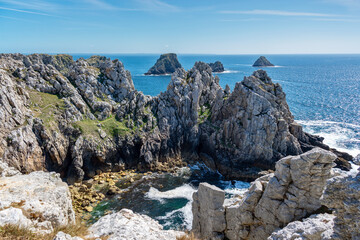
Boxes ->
[53,231,83,240]
[0,171,75,233]
[268,213,335,240]
[191,148,337,240]
[225,148,336,240]
[208,61,225,72]
[192,183,226,240]
[252,56,275,67]
[145,53,182,75]
[321,169,360,240]
[0,54,351,183]
[87,208,184,240]
[0,160,20,177]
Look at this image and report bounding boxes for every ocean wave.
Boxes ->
[145,184,196,230]
[214,70,239,74]
[297,120,360,157]
[145,184,196,203]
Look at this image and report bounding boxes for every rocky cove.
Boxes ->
[0,53,359,239]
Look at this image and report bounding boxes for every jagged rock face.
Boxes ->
[198,69,303,179]
[267,213,335,240]
[192,183,226,239]
[87,208,184,240]
[191,148,337,240]
[0,54,350,183]
[0,171,75,234]
[321,169,360,239]
[253,56,275,67]
[208,61,225,72]
[145,53,182,75]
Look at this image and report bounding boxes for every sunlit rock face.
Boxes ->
[0,54,351,183]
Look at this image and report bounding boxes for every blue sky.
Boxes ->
[1,0,360,54]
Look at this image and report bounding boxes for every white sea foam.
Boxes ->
[145,184,196,203]
[145,184,196,229]
[214,70,239,74]
[298,120,360,157]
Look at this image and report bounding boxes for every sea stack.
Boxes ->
[208,61,225,72]
[252,56,275,67]
[145,53,182,75]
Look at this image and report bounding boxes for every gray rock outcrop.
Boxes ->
[192,183,226,239]
[208,61,225,72]
[0,54,351,183]
[268,213,335,240]
[87,208,184,240]
[191,148,337,240]
[145,53,182,75]
[253,56,275,67]
[321,169,360,239]
[0,171,75,233]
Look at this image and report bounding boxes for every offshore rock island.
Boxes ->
[253,56,275,67]
[0,53,357,239]
[145,53,182,75]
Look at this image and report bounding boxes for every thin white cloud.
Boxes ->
[82,0,116,10]
[0,0,58,11]
[219,9,342,17]
[0,6,53,16]
[324,0,360,8]
[135,0,180,12]
[220,18,263,22]
[311,18,360,22]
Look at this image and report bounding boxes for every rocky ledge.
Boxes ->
[145,53,182,75]
[192,148,360,240]
[253,56,275,67]
[0,54,352,184]
[208,61,225,72]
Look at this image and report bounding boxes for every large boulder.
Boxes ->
[87,208,184,240]
[321,169,360,239]
[0,171,75,233]
[268,213,335,240]
[145,53,182,75]
[191,148,337,240]
[192,183,226,239]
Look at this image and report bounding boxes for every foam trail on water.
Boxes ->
[145,184,196,230]
[298,120,360,157]
[145,184,196,202]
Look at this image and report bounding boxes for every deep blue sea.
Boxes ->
[73,54,360,230]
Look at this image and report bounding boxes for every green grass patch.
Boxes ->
[28,89,65,129]
[73,115,130,138]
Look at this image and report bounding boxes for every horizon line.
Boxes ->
[2,52,360,56]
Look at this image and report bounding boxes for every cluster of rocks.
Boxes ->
[0,160,184,239]
[69,170,143,215]
[192,148,360,240]
[0,53,352,184]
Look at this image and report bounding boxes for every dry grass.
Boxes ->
[0,217,109,240]
[177,232,199,240]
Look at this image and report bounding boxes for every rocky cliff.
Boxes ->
[145,53,182,75]
[192,148,337,240]
[0,54,351,183]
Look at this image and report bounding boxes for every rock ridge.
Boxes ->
[0,53,352,183]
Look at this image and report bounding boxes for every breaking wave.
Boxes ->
[298,120,360,157]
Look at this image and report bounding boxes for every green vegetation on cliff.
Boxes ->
[73,115,130,138]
